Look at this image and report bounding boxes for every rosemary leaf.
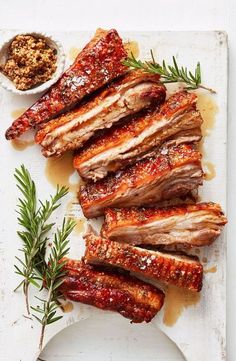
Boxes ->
[14,165,69,314]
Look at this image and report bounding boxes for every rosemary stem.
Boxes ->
[198,84,216,94]
[23,252,35,314]
[39,323,46,353]
[38,281,54,351]
[23,279,30,315]
[23,233,42,314]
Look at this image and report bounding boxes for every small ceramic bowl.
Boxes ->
[0,32,66,95]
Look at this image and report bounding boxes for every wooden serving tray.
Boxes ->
[0,30,228,361]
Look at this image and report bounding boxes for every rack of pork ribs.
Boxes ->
[6,28,227,322]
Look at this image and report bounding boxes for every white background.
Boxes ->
[0,0,234,360]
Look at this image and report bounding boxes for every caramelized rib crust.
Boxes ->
[79,143,203,218]
[84,233,203,292]
[5,29,127,140]
[35,71,165,157]
[101,203,227,247]
[60,258,165,323]
[74,91,202,180]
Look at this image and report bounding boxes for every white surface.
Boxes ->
[41,314,184,361]
[0,0,234,360]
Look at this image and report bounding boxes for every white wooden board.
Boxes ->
[0,30,228,361]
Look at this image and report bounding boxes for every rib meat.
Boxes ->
[74,91,202,180]
[101,202,227,247]
[79,143,203,218]
[5,29,127,140]
[59,258,165,323]
[84,232,203,292]
[35,71,166,157]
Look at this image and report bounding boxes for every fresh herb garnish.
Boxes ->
[14,165,68,314]
[123,51,216,93]
[31,218,76,351]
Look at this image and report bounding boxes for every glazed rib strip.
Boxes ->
[101,203,227,247]
[5,28,127,140]
[60,258,165,323]
[35,71,166,157]
[74,91,202,180]
[84,232,203,292]
[79,143,203,218]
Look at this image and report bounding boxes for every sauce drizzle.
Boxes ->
[11,108,35,151]
[68,47,81,62]
[45,152,79,193]
[197,92,218,181]
[124,41,140,58]
[163,286,200,327]
[204,161,216,181]
[11,108,27,119]
[62,301,74,313]
[11,139,34,151]
[197,93,218,137]
[204,266,217,274]
[74,219,86,234]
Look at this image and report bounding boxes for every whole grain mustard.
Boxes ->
[0,34,57,90]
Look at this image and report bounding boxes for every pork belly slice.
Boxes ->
[59,258,164,323]
[101,203,227,247]
[35,71,165,157]
[79,143,203,218]
[84,232,203,292]
[5,28,127,140]
[74,91,202,180]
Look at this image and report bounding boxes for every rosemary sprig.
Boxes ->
[14,165,68,314]
[123,51,216,93]
[31,218,76,352]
